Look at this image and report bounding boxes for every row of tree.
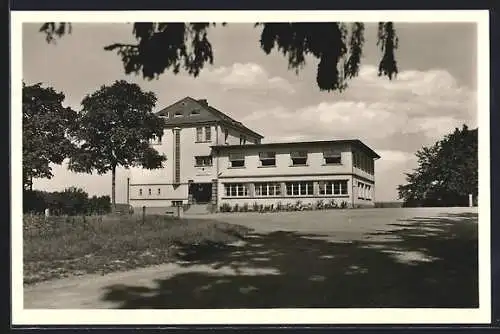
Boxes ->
[24,187,111,215]
[397,125,478,207]
[23,81,167,211]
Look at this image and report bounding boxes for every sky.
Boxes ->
[22,22,478,202]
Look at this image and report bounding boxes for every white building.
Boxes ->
[128,97,380,213]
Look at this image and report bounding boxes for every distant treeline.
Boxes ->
[400,195,477,208]
[374,202,403,208]
[24,187,111,215]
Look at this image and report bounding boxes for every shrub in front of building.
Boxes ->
[218,199,350,213]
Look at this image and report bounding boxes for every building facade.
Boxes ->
[128,97,380,213]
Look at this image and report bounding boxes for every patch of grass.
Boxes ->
[23,214,251,285]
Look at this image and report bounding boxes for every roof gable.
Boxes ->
[156,97,219,124]
[156,97,264,138]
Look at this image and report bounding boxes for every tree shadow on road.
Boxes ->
[101,212,478,309]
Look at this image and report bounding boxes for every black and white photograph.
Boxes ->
[11,10,490,325]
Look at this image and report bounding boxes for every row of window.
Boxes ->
[148,127,216,145]
[196,126,212,142]
[149,126,259,146]
[144,152,371,174]
[197,127,257,145]
[195,155,213,167]
[353,151,375,175]
[229,150,342,168]
[134,180,367,199]
[358,182,373,200]
[224,180,350,198]
[159,109,202,119]
[138,188,162,196]
[224,128,258,145]
[150,134,163,145]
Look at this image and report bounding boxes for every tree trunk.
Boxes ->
[111,165,116,213]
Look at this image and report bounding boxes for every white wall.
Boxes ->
[217,144,354,178]
[129,125,217,207]
[217,174,355,208]
[216,124,261,145]
[129,183,189,208]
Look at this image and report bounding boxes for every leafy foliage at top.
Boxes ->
[40,22,399,92]
[397,125,478,207]
[22,82,76,189]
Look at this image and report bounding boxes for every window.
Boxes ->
[319,180,348,195]
[148,188,152,196]
[358,182,364,199]
[174,111,183,117]
[255,182,282,197]
[150,134,162,145]
[205,126,211,141]
[362,156,374,174]
[291,150,308,166]
[224,183,248,197]
[196,127,203,142]
[286,181,314,196]
[191,109,200,116]
[160,112,169,119]
[366,185,372,200]
[195,155,213,167]
[157,188,161,195]
[324,149,342,164]
[229,152,245,168]
[259,151,276,167]
[139,189,143,196]
[356,154,373,174]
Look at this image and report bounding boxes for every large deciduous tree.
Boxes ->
[39,22,398,92]
[397,125,478,207]
[68,80,166,211]
[23,82,76,190]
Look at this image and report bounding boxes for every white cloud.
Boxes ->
[376,150,416,163]
[372,149,420,202]
[202,62,295,94]
[243,65,476,145]
[32,162,130,203]
[350,65,476,120]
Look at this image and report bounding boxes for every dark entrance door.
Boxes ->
[189,183,212,204]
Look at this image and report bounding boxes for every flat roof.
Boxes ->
[211,139,381,159]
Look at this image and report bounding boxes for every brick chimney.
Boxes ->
[198,99,208,107]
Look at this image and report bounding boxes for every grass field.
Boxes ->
[23,214,251,285]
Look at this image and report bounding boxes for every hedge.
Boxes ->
[23,187,111,215]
